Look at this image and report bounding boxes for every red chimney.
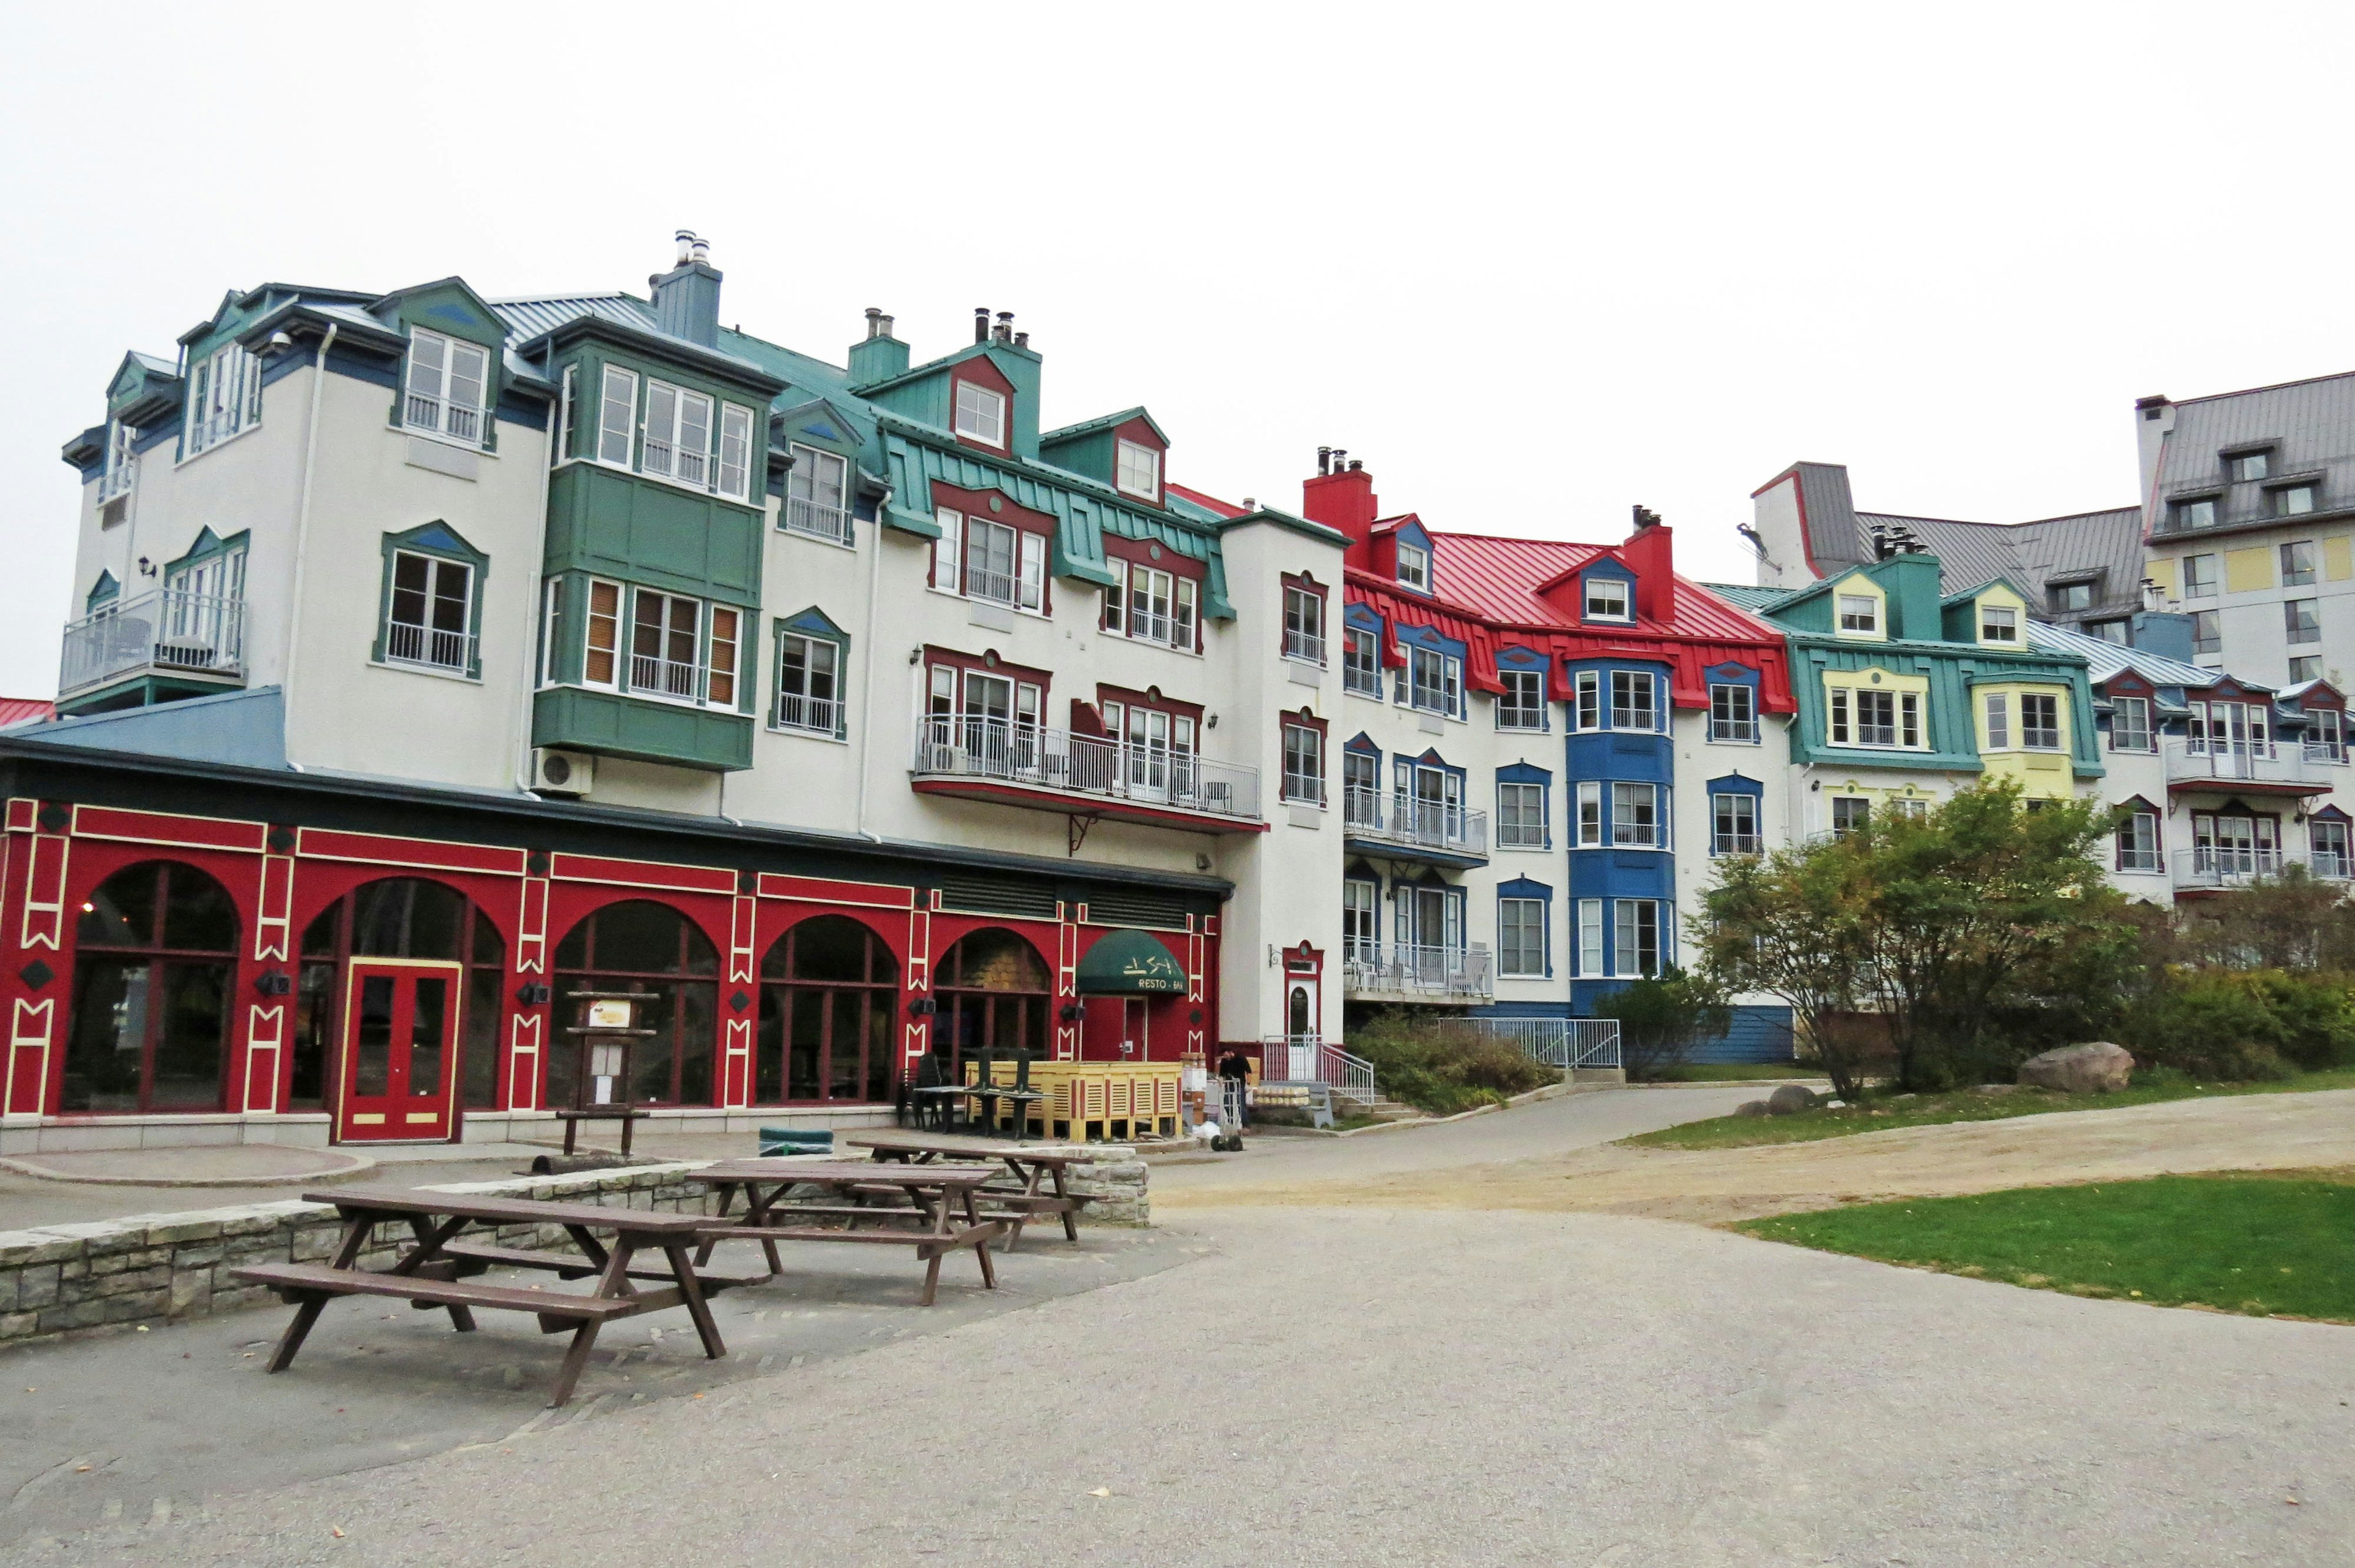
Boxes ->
[1303,455,1378,571]
[1620,507,1674,622]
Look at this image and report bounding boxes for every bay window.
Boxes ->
[642,380,713,486]
[1614,899,1665,978]
[1610,671,1657,731]
[1577,899,1603,977]
[2021,693,2061,750]
[629,590,740,708]
[1574,670,1601,730]
[718,405,754,502]
[1612,782,1664,847]
[404,329,489,446]
[1576,781,1603,847]
[1984,692,2010,749]
[598,367,637,466]
[583,579,622,689]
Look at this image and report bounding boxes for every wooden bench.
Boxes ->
[229,1185,726,1407]
[686,1160,1008,1306]
[843,1130,1108,1247]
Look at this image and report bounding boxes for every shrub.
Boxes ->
[1345,1012,1549,1114]
[1592,966,1733,1082]
[2119,969,2355,1080]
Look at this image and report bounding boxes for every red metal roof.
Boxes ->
[1165,481,1246,519]
[0,698,55,730]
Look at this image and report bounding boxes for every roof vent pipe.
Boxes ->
[1347,459,1363,472]
[1013,331,1028,350]
[1317,445,1331,476]
[1332,448,1347,470]
[994,310,1014,343]
[864,307,884,339]
[975,307,990,343]
[675,229,695,265]
[689,235,710,266]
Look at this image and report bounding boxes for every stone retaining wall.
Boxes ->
[0,1150,1147,1350]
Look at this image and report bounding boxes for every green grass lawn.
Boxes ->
[1623,1067,2355,1150]
[1736,1172,2355,1321]
[1652,1063,1830,1084]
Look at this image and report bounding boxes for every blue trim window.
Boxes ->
[1574,670,1601,730]
[1583,570,1633,623]
[1610,670,1659,732]
[1344,874,1380,958]
[1614,899,1669,978]
[1497,779,1548,848]
[1397,541,1430,591]
[1498,895,1549,977]
[1401,645,1465,718]
[1612,782,1667,849]
[1343,625,1382,696]
[1711,792,1760,855]
[1576,898,1603,977]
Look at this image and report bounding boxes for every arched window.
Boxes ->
[551,901,718,1107]
[756,916,899,1104]
[933,928,1050,1079]
[66,862,239,1112]
[292,879,507,1112]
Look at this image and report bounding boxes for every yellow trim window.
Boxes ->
[1837,594,1878,635]
[1979,604,2018,643]
[1828,681,1923,748]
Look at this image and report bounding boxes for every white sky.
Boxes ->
[6,1,2355,695]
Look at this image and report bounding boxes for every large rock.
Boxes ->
[1733,1100,1770,1119]
[2018,1042,2134,1095]
[1766,1084,1818,1115]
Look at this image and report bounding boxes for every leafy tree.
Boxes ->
[2180,864,2353,972]
[1592,966,1733,1081]
[1693,835,1878,1100]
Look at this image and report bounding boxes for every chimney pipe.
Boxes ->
[1347,459,1362,472]
[1631,504,1661,531]
[1317,446,1331,476]
[975,307,990,344]
[1013,331,1028,350]
[864,307,883,340]
[689,235,710,266]
[675,229,694,266]
[878,313,894,338]
[994,310,1014,344]
[1332,449,1347,472]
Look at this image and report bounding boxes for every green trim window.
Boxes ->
[774,611,849,740]
[164,527,248,604]
[785,445,852,543]
[629,589,743,709]
[404,329,489,446]
[643,380,713,487]
[373,522,489,679]
[86,572,120,613]
[99,419,138,505]
[598,366,637,466]
[590,364,757,503]
[183,343,260,457]
[554,364,578,467]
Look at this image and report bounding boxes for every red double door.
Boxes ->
[337,960,460,1142]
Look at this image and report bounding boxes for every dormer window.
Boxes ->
[2175,497,2217,530]
[404,328,489,447]
[2276,483,2317,516]
[954,381,1006,446]
[1397,543,1431,592]
[1585,576,1629,621]
[2051,582,2093,613]
[1837,594,1877,635]
[1979,605,2018,643]
[2232,450,2270,482]
[1115,438,1160,500]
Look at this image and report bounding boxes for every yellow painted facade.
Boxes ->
[1971,583,2029,648]
[2327,535,2354,583]
[1831,576,1889,640]
[2145,555,2177,597]
[1821,665,1932,752]
[1972,680,2075,799]
[2224,546,2273,594]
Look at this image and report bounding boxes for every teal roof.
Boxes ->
[1702,582,1793,612]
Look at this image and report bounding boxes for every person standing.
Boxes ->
[1217,1046,1253,1128]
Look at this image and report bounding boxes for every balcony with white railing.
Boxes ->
[783,495,852,545]
[910,716,1263,832]
[1255,1034,1378,1103]
[775,692,841,735]
[1341,787,1490,865]
[58,589,247,701]
[2163,740,2329,793]
[1283,627,1326,666]
[630,652,707,703]
[1342,941,1495,1003]
[383,619,475,675]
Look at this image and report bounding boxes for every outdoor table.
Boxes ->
[843,1129,1102,1246]
[230,1185,745,1407]
[687,1159,1006,1306]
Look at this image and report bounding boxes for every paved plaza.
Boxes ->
[0,1088,2345,1566]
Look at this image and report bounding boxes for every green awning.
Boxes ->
[1074,929,1187,995]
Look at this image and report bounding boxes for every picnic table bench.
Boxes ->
[687,1160,1006,1306]
[231,1185,746,1407]
[842,1130,1103,1246]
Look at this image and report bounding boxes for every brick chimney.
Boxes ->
[1620,505,1674,622]
[1303,448,1378,571]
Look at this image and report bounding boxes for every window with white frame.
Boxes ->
[954,381,1006,446]
[2309,708,2347,762]
[1979,604,2018,643]
[2116,809,2162,873]
[1114,438,1160,499]
[385,552,473,672]
[1577,898,1603,977]
[539,578,564,686]
[99,419,138,503]
[1712,792,1760,855]
[2312,818,2351,878]
[1585,576,1629,620]
[597,367,637,466]
[1343,880,1378,959]
[1498,668,1545,730]
[1709,682,1758,741]
[1406,646,1461,716]
[1830,685,1919,748]
[1283,584,1326,664]
[1890,797,1929,821]
[1109,559,1192,646]
[641,381,713,487]
[1574,670,1601,730]
[1576,780,1603,847]
[1830,796,1869,836]
[1396,543,1430,592]
[184,342,261,456]
[2020,693,2061,749]
[1610,670,1657,731]
[1281,722,1325,805]
[1497,781,1547,848]
[1837,594,1878,635]
[581,579,622,689]
[1342,750,1380,826]
[1343,626,1382,695]
[718,404,753,502]
[775,632,841,735]
[786,445,851,542]
[2109,695,2153,752]
[555,365,578,465]
[1986,692,2012,748]
[403,329,488,446]
[1498,898,1547,977]
[629,589,740,708]
[1614,899,1664,978]
[1612,781,1664,847]
[938,510,1046,614]
[2182,553,2219,597]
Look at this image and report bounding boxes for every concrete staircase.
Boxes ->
[1332,1088,1422,1123]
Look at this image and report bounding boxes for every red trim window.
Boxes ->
[1111,416,1165,505]
[950,359,1015,453]
[1098,684,1203,796]
[931,482,1049,616]
[1282,572,1328,665]
[924,646,1049,760]
[1281,706,1328,806]
[1100,535,1201,652]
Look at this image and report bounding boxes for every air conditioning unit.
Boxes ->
[531,748,594,797]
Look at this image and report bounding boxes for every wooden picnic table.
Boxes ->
[687,1159,1006,1306]
[231,1185,749,1407]
[842,1130,1103,1246]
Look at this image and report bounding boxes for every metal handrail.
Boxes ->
[784,495,852,544]
[1465,1018,1622,1071]
[1283,628,1326,665]
[1256,1034,1378,1102]
[911,716,1261,820]
[385,621,474,673]
[629,652,704,702]
[776,692,840,733]
[2164,739,2322,787]
[59,589,245,695]
[1342,663,1384,697]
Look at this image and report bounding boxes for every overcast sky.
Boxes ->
[6,2,2354,696]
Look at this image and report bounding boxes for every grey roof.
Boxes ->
[2026,621,2215,690]
[130,351,176,377]
[2149,369,2355,538]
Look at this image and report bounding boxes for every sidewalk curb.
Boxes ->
[0,1151,379,1190]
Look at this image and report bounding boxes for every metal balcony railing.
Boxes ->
[1340,787,1490,857]
[59,589,245,696]
[1465,1018,1622,1071]
[967,565,1018,608]
[384,620,474,673]
[1255,1034,1377,1102]
[629,652,706,702]
[1342,660,1384,697]
[2164,740,2326,789]
[2174,847,2353,887]
[911,716,1261,822]
[775,692,840,734]
[404,394,481,446]
[784,495,852,545]
[1342,941,1495,1001]
[1283,627,1326,665]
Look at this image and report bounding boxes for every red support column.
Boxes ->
[507,855,553,1111]
[720,880,757,1108]
[6,801,69,1118]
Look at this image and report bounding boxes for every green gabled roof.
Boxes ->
[1701,581,1794,612]
[513,311,785,397]
[1040,406,1168,447]
[1940,574,2037,606]
[849,338,1037,398]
